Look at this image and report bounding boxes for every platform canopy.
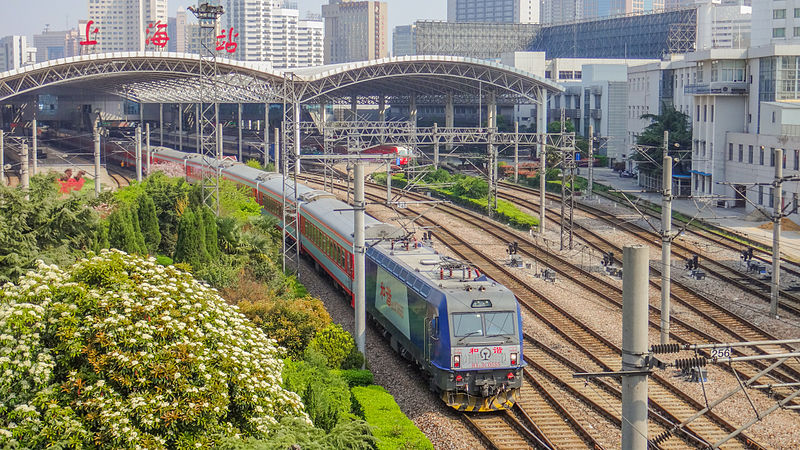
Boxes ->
[0,52,562,106]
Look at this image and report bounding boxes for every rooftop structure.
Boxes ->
[32,28,80,63]
[0,36,36,73]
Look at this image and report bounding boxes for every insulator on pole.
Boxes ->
[674,357,707,370]
[650,343,682,354]
[651,430,674,446]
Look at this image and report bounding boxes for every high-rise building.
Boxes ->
[541,0,583,24]
[393,25,416,56]
[322,0,388,64]
[0,36,36,72]
[220,0,324,68]
[32,27,80,62]
[446,0,539,23]
[88,0,168,52]
[751,0,800,47]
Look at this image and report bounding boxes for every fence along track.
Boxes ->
[496,186,800,401]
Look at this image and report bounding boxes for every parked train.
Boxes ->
[144,146,528,411]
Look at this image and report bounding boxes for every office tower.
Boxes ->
[393,25,416,56]
[447,0,539,24]
[88,0,168,52]
[322,0,388,64]
[33,27,80,62]
[0,36,36,72]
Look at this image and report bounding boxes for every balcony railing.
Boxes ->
[684,82,748,96]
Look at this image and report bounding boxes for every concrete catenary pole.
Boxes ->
[237,103,243,161]
[514,121,519,183]
[135,126,143,183]
[145,123,152,175]
[263,104,270,168]
[0,130,4,186]
[622,244,649,450]
[196,103,201,153]
[661,154,673,345]
[159,103,164,146]
[771,147,783,317]
[94,130,101,197]
[354,161,366,362]
[588,124,594,196]
[31,117,38,175]
[386,160,392,206]
[274,127,280,174]
[21,142,29,200]
[539,137,546,235]
[433,122,439,168]
[179,104,184,151]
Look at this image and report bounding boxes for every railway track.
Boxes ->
[493,185,800,401]
[107,169,131,189]
[302,175,763,448]
[501,182,800,316]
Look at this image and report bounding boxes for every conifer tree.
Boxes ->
[173,208,210,268]
[108,206,140,254]
[201,206,220,258]
[129,206,148,255]
[137,193,161,255]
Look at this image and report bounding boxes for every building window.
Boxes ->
[749,145,754,164]
[729,143,733,160]
[696,105,700,121]
[774,9,787,19]
[774,28,786,38]
[703,105,707,122]
[770,148,776,166]
[770,188,775,208]
[773,111,777,123]
[711,105,714,122]
[760,147,765,165]
[795,150,799,170]
[558,71,573,80]
[795,27,800,37]
[759,185,763,205]
[738,144,743,162]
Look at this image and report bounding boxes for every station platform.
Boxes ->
[588,167,800,261]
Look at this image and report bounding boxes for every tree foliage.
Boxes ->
[137,192,161,254]
[635,104,692,174]
[0,250,307,449]
[173,208,210,269]
[547,120,575,134]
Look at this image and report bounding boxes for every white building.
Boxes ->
[696,1,751,50]
[751,0,800,47]
[447,0,539,24]
[88,0,168,52]
[0,36,36,72]
[221,0,324,68]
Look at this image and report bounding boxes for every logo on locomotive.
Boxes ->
[375,266,410,337]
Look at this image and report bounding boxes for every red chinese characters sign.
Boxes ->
[80,20,99,46]
[216,27,238,53]
[145,21,169,48]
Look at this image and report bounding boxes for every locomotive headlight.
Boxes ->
[453,355,461,368]
[510,353,518,365]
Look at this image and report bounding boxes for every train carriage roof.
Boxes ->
[300,196,403,244]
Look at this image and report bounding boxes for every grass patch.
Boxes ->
[351,385,433,450]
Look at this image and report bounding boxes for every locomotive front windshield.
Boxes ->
[452,312,516,337]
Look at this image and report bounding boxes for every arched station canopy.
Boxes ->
[290,55,563,105]
[0,51,285,104]
[0,53,562,106]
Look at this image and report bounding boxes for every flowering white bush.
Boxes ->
[0,250,307,449]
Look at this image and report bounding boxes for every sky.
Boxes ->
[1,0,446,40]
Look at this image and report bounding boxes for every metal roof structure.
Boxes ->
[0,53,563,105]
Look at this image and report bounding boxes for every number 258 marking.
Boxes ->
[711,347,731,359]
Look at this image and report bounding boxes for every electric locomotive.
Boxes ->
[147,146,526,411]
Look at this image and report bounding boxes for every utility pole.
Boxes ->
[135,125,142,183]
[94,129,101,197]
[588,124,594,197]
[0,130,4,186]
[661,152,673,345]
[539,134,546,235]
[433,122,439,168]
[353,161,366,363]
[386,160,392,205]
[514,121,519,183]
[21,142,29,200]
[31,117,37,175]
[145,123,151,175]
[771,147,783,317]
[274,127,280,173]
[622,244,649,450]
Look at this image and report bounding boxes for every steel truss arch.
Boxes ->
[0,52,285,103]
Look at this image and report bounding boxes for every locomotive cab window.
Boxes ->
[453,313,484,337]
[484,312,515,336]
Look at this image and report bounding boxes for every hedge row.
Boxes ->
[351,386,433,450]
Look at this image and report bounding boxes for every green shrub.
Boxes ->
[351,385,433,450]
[201,206,221,258]
[283,359,352,432]
[0,250,307,449]
[173,208,210,268]
[217,417,376,450]
[238,294,331,359]
[336,369,374,387]
[308,324,357,369]
[136,192,161,254]
[155,254,173,265]
[245,159,264,170]
[107,205,145,254]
